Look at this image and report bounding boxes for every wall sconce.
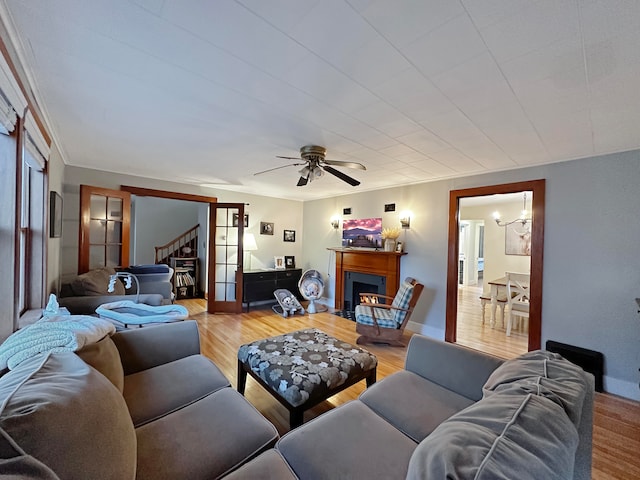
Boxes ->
[330,216,341,229]
[400,211,412,229]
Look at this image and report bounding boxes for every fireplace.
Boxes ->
[329,248,406,310]
[344,271,386,311]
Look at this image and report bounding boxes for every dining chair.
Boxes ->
[505,272,530,336]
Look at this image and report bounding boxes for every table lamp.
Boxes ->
[244,233,258,270]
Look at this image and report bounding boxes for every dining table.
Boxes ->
[487,276,507,327]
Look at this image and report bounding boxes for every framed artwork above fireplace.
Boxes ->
[341,217,382,249]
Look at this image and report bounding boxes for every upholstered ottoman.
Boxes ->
[238,328,377,428]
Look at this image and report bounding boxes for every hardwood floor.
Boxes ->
[456,283,528,359]
[181,299,640,479]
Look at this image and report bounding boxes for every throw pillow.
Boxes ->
[71,267,124,296]
[483,350,589,425]
[75,336,124,392]
[0,353,136,480]
[406,393,578,480]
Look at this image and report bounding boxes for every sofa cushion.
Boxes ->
[75,335,124,392]
[0,428,61,480]
[406,393,579,480]
[123,354,230,427]
[0,353,136,480]
[224,449,298,479]
[277,400,417,480]
[70,267,124,296]
[483,350,589,426]
[135,388,278,480]
[359,370,474,442]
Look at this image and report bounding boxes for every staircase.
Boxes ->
[155,224,199,265]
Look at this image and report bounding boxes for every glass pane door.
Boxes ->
[208,203,244,313]
[79,185,130,273]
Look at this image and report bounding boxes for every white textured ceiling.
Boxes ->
[1,0,639,201]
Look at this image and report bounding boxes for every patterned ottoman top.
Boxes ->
[238,328,377,407]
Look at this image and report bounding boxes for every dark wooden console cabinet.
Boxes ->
[240,269,302,310]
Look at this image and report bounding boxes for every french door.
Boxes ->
[78,185,130,273]
[208,203,244,313]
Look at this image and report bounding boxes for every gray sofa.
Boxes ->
[230,335,594,480]
[58,266,172,315]
[0,321,278,479]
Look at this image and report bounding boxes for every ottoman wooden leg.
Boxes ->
[366,367,377,387]
[290,408,304,430]
[237,359,248,395]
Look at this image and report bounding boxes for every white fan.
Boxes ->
[298,269,327,314]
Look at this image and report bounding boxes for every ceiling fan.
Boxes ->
[254,145,366,187]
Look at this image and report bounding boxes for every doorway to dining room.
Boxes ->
[456,193,531,358]
[445,180,545,357]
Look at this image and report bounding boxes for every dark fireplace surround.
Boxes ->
[343,271,386,311]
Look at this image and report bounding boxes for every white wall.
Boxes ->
[461,203,530,289]
[303,151,640,401]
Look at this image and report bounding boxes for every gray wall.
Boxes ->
[131,196,201,265]
[46,145,65,295]
[303,151,640,401]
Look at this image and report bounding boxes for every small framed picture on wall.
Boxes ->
[283,229,295,242]
[233,213,249,228]
[49,191,63,238]
[260,222,274,235]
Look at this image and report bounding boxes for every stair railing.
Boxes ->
[155,224,199,264]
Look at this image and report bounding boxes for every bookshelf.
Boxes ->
[171,257,198,299]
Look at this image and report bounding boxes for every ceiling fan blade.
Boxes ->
[297,174,309,186]
[254,162,304,176]
[323,159,366,170]
[276,155,302,160]
[322,165,361,186]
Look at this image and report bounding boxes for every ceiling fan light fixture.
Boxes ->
[257,145,365,187]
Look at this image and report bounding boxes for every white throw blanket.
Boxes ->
[0,315,115,370]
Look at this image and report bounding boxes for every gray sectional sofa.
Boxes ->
[0,320,594,479]
[57,266,172,315]
[229,335,594,480]
[0,321,278,479]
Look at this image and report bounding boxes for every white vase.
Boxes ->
[384,239,396,252]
